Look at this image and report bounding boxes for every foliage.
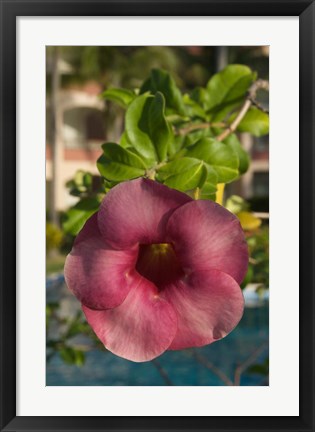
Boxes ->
[225,195,262,231]
[46,302,105,366]
[46,222,63,253]
[248,357,269,377]
[65,170,105,199]
[225,195,268,290]
[62,65,269,235]
[62,171,105,236]
[245,225,269,289]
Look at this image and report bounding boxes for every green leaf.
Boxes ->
[248,358,269,375]
[118,135,153,167]
[205,65,256,114]
[199,166,218,199]
[232,107,269,136]
[171,127,215,157]
[60,347,76,364]
[241,264,254,289]
[168,135,185,157]
[66,170,99,197]
[74,350,85,367]
[184,138,239,183]
[204,168,219,190]
[119,131,132,149]
[125,147,152,167]
[62,198,100,235]
[225,195,249,214]
[148,92,174,161]
[200,181,217,200]
[83,172,93,188]
[74,170,85,185]
[101,88,135,109]
[190,86,208,106]
[183,93,207,119]
[97,143,146,181]
[140,68,186,115]
[157,157,208,191]
[224,134,250,174]
[60,347,85,366]
[125,93,173,162]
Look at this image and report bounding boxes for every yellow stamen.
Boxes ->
[150,243,170,255]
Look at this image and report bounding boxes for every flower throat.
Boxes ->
[135,243,184,290]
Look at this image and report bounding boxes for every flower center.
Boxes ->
[135,242,184,290]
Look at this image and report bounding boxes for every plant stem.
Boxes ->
[146,170,156,180]
[145,162,166,181]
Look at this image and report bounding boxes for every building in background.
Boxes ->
[46,81,105,210]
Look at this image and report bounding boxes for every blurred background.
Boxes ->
[46,46,269,386]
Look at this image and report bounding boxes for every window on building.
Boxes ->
[63,108,105,149]
[86,111,105,141]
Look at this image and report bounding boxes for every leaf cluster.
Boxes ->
[63,65,269,235]
[46,304,105,366]
[242,225,269,290]
[98,65,268,191]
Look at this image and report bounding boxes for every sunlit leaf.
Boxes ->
[225,195,249,214]
[157,157,208,191]
[231,107,269,137]
[183,93,207,119]
[224,134,250,174]
[140,68,186,115]
[97,143,146,181]
[200,180,217,200]
[205,65,256,119]
[101,88,136,109]
[125,93,173,162]
[119,131,132,149]
[184,138,239,183]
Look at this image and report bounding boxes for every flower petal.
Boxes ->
[166,200,248,283]
[98,178,192,249]
[72,212,100,246]
[162,270,244,350]
[82,278,178,362]
[64,214,138,310]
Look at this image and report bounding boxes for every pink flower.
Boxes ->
[65,178,248,362]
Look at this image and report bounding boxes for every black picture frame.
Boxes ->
[0,1,314,431]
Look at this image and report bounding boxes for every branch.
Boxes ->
[216,79,269,142]
[251,98,269,114]
[151,359,174,386]
[233,341,268,386]
[192,350,234,386]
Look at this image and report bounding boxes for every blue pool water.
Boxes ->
[46,276,269,386]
